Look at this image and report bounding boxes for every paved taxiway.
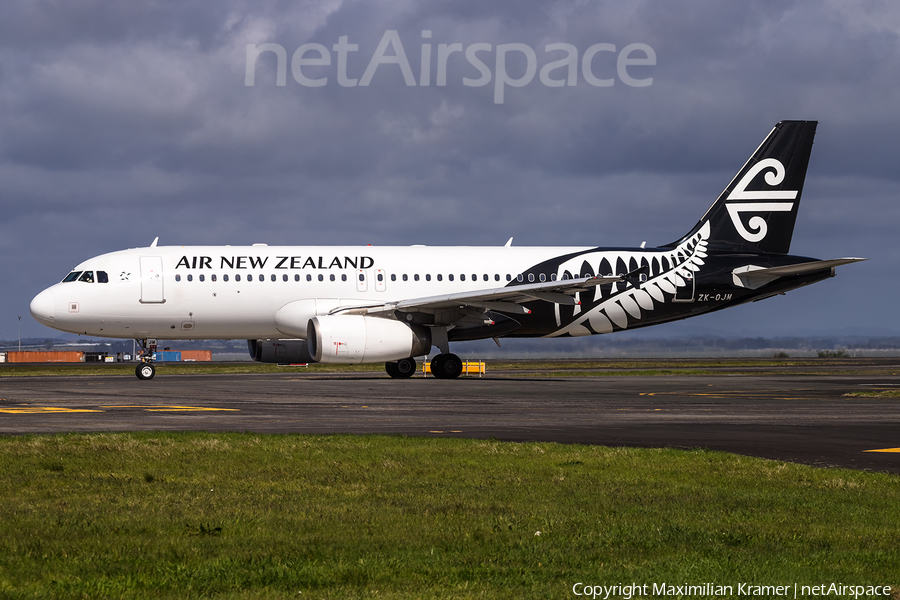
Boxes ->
[1,367,899,473]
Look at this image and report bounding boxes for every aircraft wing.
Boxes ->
[732,258,866,289]
[329,275,623,318]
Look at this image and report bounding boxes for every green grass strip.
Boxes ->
[0,433,897,598]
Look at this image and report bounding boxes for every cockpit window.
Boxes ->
[97,271,109,283]
[62,271,82,282]
[78,271,95,283]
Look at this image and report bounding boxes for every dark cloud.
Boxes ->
[3,0,898,339]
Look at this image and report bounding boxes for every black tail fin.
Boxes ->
[666,120,817,255]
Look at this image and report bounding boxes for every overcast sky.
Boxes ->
[3,0,898,342]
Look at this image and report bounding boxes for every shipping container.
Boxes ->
[180,350,212,362]
[5,351,84,363]
[152,351,182,362]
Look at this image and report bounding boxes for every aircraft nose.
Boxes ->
[30,288,56,325]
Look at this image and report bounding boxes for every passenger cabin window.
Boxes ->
[187,274,193,282]
[294,274,300,282]
[342,274,347,282]
[403,274,408,282]
[175,274,181,282]
[212,274,218,282]
[63,271,82,283]
[223,274,229,282]
[199,274,205,282]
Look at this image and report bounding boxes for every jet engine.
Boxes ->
[307,315,431,364]
[247,339,316,363]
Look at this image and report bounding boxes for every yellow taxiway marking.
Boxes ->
[864,448,900,453]
[0,407,103,414]
[101,405,239,412]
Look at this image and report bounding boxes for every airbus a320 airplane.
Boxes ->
[30,121,863,380]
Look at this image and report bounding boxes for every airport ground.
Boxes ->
[1,358,898,473]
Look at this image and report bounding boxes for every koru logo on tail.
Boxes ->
[725,158,797,242]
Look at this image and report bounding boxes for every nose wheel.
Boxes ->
[136,362,156,380]
[134,338,157,380]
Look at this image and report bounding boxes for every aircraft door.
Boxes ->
[673,267,695,302]
[140,256,165,303]
[375,269,386,292]
[356,269,368,292]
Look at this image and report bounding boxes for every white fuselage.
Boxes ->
[30,244,593,339]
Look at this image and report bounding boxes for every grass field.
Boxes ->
[1,433,898,599]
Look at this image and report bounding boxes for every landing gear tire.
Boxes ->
[136,363,156,380]
[386,358,418,379]
[430,353,462,379]
[395,357,417,378]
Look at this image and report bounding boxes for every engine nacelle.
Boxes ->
[247,339,316,364]
[307,315,432,364]
[274,298,361,338]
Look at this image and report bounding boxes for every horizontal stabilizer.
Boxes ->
[732,258,866,289]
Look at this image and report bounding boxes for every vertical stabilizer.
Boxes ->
[667,120,817,255]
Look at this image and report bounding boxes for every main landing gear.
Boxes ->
[135,338,157,380]
[430,353,462,379]
[385,357,417,378]
[384,353,463,379]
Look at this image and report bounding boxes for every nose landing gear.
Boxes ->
[136,362,156,380]
[135,338,157,380]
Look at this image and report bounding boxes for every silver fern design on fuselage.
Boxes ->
[550,222,709,337]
